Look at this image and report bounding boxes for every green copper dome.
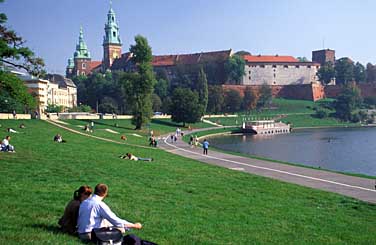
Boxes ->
[74,27,91,59]
[67,58,74,69]
[103,6,122,45]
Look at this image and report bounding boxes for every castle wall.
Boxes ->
[223,84,324,101]
[242,63,320,86]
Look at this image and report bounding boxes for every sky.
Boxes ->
[3,0,376,74]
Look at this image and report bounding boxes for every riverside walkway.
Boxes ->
[159,127,376,204]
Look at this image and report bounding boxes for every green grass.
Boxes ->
[58,118,212,146]
[281,114,360,128]
[0,119,375,244]
[206,98,359,128]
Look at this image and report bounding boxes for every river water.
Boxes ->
[209,127,376,176]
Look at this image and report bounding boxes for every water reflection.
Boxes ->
[210,127,376,176]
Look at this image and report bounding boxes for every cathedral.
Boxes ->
[65,5,232,83]
[66,5,123,77]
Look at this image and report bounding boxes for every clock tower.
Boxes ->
[103,3,122,71]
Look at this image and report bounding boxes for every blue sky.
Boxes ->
[3,0,376,74]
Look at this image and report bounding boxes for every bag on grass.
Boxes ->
[93,227,123,245]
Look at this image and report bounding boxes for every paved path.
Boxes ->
[159,128,376,204]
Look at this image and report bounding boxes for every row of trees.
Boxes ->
[317,58,372,85]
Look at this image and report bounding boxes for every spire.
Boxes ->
[103,3,122,46]
[74,26,91,59]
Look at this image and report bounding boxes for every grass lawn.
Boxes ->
[0,119,375,244]
[57,118,212,146]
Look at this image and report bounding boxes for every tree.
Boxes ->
[128,35,156,129]
[366,63,376,83]
[0,71,36,113]
[242,86,257,111]
[224,55,245,84]
[207,85,224,114]
[0,0,44,76]
[334,83,362,121]
[224,89,242,112]
[152,93,162,112]
[234,50,251,56]
[154,78,168,98]
[354,62,366,83]
[317,62,335,85]
[297,57,309,62]
[170,87,202,126]
[196,67,208,116]
[335,57,354,84]
[257,83,272,109]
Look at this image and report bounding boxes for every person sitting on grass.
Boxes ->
[54,134,66,143]
[58,185,93,235]
[77,184,143,243]
[19,123,26,129]
[1,135,15,152]
[120,153,153,162]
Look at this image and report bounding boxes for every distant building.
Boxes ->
[312,49,335,65]
[241,55,320,85]
[65,5,232,85]
[14,72,77,114]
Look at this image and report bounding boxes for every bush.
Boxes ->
[314,109,329,118]
[45,104,64,113]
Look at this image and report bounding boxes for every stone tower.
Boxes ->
[102,4,122,71]
[312,49,335,66]
[66,27,92,77]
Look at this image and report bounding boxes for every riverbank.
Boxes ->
[186,126,376,179]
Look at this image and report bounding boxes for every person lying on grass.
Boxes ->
[120,153,153,162]
[58,185,92,235]
[77,184,143,243]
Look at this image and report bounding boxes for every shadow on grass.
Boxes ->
[77,119,134,130]
[30,223,62,234]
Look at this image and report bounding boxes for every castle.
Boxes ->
[66,5,345,101]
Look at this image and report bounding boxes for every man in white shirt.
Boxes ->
[1,136,14,152]
[77,183,142,242]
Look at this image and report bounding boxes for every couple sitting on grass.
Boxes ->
[120,153,153,162]
[59,183,149,244]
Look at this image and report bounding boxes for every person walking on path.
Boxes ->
[202,139,209,155]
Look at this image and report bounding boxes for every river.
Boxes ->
[209,127,376,176]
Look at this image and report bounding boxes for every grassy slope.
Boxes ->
[0,120,375,244]
[60,119,211,146]
[206,98,359,128]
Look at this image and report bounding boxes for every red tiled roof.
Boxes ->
[152,50,232,67]
[243,55,298,63]
[89,61,102,70]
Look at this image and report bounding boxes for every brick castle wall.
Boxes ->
[223,83,376,102]
[223,83,325,101]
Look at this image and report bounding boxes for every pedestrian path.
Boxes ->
[159,129,376,204]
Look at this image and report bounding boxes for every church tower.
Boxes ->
[102,3,122,71]
[67,27,91,77]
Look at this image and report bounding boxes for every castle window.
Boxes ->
[82,71,85,75]
[284,65,288,68]
[248,71,251,74]
[249,76,251,80]
[113,31,116,37]
[260,65,265,68]
[295,65,300,68]
[272,65,277,68]
[112,17,114,21]
[307,65,311,68]
[82,63,86,69]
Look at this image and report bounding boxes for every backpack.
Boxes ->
[93,227,123,245]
